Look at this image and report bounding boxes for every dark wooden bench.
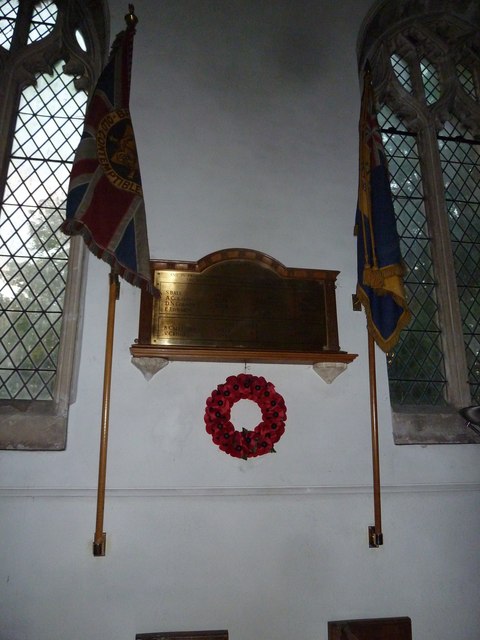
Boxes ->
[328,617,412,640]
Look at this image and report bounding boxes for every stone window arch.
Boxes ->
[0,0,109,449]
[358,0,480,443]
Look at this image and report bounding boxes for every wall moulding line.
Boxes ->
[1,483,479,499]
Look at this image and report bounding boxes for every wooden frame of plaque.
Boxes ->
[131,249,357,365]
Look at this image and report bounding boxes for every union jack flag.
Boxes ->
[61,20,158,297]
[355,66,410,352]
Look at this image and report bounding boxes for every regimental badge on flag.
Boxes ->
[61,16,159,298]
[355,66,410,352]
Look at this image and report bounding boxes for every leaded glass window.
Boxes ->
[379,106,446,406]
[359,2,480,442]
[0,59,87,400]
[0,0,18,50]
[420,58,441,105]
[27,0,57,43]
[391,53,413,93]
[381,43,480,410]
[456,64,476,100]
[0,0,108,448]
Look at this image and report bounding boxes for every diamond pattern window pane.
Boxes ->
[390,53,413,93]
[377,104,409,133]
[388,328,446,405]
[0,59,87,401]
[27,0,57,44]
[456,64,477,100]
[4,160,72,216]
[420,58,441,104]
[0,0,18,50]
[379,104,446,405]
[438,118,480,403]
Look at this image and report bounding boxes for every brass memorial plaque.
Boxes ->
[131,249,356,365]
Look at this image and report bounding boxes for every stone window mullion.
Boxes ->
[409,52,428,103]
[417,122,471,408]
[10,0,34,51]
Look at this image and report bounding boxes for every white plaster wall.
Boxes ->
[1,1,480,639]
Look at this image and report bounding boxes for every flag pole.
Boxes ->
[93,271,120,556]
[59,3,156,554]
[355,66,410,547]
[367,331,383,548]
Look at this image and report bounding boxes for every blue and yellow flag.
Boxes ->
[355,67,410,352]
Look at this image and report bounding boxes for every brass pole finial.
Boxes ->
[125,4,138,28]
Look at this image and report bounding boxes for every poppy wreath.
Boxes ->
[204,374,287,459]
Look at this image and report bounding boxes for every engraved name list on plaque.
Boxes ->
[130,248,357,366]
